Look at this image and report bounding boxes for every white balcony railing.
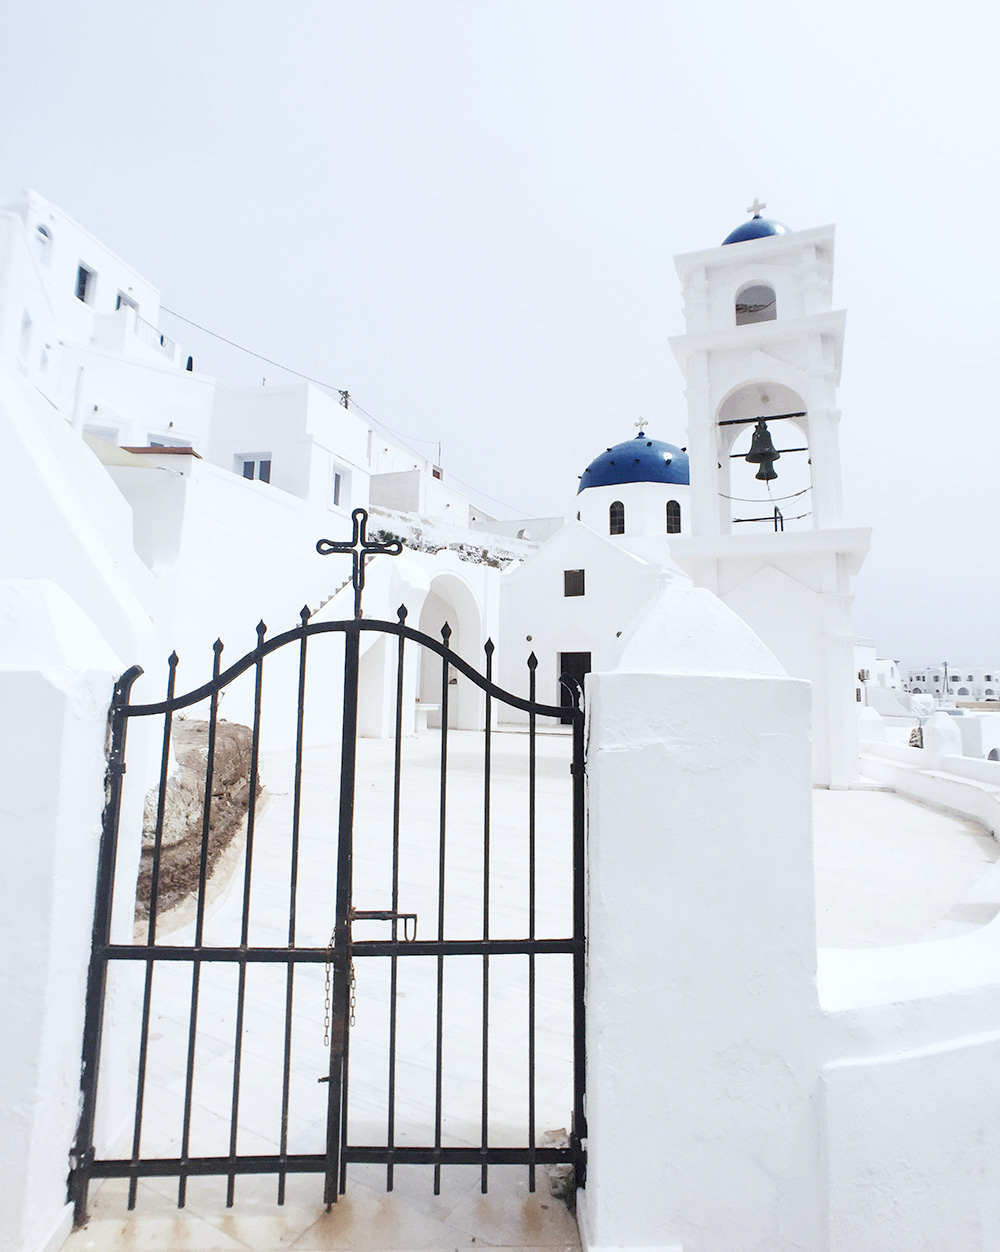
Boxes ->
[133,313,176,359]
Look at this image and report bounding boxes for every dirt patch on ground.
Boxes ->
[134,720,260,923]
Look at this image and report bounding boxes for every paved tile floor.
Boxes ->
[67,734,1000,1251]
[813,787,999,947]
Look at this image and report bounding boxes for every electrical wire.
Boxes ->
[159,304,533,517]
[718,486,812,503]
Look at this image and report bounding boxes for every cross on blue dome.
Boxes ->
[578,432,690,494]
[722,198,790,246]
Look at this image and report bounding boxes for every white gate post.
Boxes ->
[578,587,822,1252]
[0,580,121,1252]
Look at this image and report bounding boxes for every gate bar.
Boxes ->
[324,621,360,1205]
[433,622,451,1195]
[177,638,223,1208]
[70,664,144,1226]
[127,653,178,1208]
[278,606,311,1204]
[480,639,494,1193]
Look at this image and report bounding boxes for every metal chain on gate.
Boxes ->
[323,928,357,1048]
[323,928,335,1047]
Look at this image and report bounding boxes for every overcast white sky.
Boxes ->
[2,1,997,662]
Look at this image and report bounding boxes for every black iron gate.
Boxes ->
[69,518,586,1222]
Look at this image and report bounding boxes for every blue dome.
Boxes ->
[578,433,689,494]
[722,215,790,246]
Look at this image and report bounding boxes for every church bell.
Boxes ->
[744,418,780,481]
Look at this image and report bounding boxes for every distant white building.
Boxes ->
[904,665,1000,701]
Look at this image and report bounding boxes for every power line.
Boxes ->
[159,304,534,518]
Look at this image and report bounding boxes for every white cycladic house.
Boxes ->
[904,664,1000,701]
[0,190,217,449]
[667,207,872,787]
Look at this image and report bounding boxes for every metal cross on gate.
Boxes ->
[316,508,403,618]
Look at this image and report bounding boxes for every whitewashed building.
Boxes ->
[905,664,1000,701]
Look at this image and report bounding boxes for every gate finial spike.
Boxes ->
[213,638,224,655]
[397,604,408,623]
[168,651,179,668]
[300,604,311,624]
[256,620,267,640]
[527,651,538,670]
[441,621,452,644]
[484,638,495,657]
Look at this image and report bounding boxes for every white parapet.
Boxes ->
[577,585,819,1252]
[0,580,121,1252]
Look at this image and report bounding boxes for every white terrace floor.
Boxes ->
[67,730,999,1252]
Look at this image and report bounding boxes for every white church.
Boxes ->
[6,191,1000,1252]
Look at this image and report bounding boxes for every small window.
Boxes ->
[432,466,443,480]
[967,674,974,682]
[116,291,138,312]
[564,569,585,597]
[240,457,271,483]
[987,675,994,682]
[34,224,52,265]
[951,675,960,682]
[735,282,776,326]
[18,310,31,361]
[84,424,120,443]
[332,471,342,507]
[666,499,681,533]
[609,501,625,535]
[75,263,96,304]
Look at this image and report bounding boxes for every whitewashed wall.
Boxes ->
[499,521,669,721]
[580,586,821,1252]
[575,478,691,541]
[0,581,122,1252]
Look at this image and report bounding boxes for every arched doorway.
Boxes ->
[417,572,484,729]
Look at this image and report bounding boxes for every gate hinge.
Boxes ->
[68,1145,94,1173]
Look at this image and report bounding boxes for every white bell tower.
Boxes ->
[667,205,871,787]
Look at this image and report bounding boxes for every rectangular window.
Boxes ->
[238,455,272,483]
[18,310,31,361]
[116,291,138,312]
[75,264,95,304]
[333,471,342,507]
[564,569,585,597]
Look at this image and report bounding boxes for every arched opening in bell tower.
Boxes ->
[716,382,812,535]
[735,282,777,326]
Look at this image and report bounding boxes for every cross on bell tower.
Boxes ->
[746,197,766,217]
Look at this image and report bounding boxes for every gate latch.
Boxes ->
[348,908,418,941]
